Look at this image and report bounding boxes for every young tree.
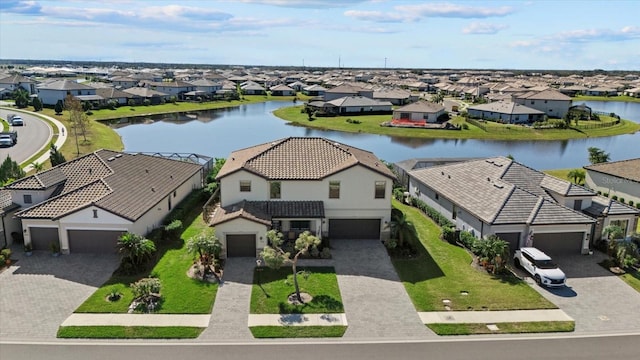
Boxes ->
[30,161,44,172]
[65,95,90,153]
[54,100,64,115]
[567,169,586,184]
[49,143,67,166]
[117,232,156,271]
[31,97,43,112]
[588,147,610,164]
[186,229,222,280]
[0,155,25,185]
[260,230,321,303]
[390,211,413,248]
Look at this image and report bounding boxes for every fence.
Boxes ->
[574,119,620,130]
[466,117,621,132]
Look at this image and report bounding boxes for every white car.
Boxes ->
[514,247,566,287]
[10,115,24,126]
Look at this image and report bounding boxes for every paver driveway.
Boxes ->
[525,251,640,334]
[0,248,119,340]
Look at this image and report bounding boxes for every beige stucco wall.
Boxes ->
[214,218,268,259]
[585,170,640,205]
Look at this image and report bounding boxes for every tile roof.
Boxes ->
[584,158,640,183]
[216,137,396,181]
[325,84,369,93]
[209,200,324,226]
[467,101,544,115]
[583,196,640,217]
[515,89,571,101]
[394,101,445,113]
[37,79,95,91]
[326,96,392,107]
[14,150,202,221]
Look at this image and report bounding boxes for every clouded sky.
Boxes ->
[1,0,639,70]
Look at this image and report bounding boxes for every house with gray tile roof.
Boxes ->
[407,157,639,255]
[467,101,544,124]
[3,150,204,254]
[584,158,640,212]
[35,79,96,106]
[208,137,396,258]
[514,89,572,118]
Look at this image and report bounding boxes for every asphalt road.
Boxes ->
[0,108,52,165]
[1,334,638,360]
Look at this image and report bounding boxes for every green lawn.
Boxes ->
[57,326,204,339]
[391,199,556,311]
[573,95,640,103]
[427,321,575,336]
[250,326,347,338]
[620,270,640,293]
[74,194,217,314]
[250,266,344,314]
[273,105,640,141]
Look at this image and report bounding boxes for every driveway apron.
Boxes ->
[528,252,640,334]
[199,257,255,340]
[0,249,119,340]
[331,240,432,339]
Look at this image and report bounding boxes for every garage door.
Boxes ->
[226,234,256,257]
[68,230,124,253]
[495,232,521,255]
[329,219,381,240]
[533,232,584,256]
[29,227,59,251]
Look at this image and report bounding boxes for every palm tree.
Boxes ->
[588,147,610,164]
[391,212,413,248]
[117,232,156,270]
[566,168,586,184]
[430,93,444,104]
[31,161,44,172]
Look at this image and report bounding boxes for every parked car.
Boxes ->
[514,247,566,287]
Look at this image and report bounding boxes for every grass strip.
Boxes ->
[57,326,203,339]
[427,321,575,335]
[250,326,347,338]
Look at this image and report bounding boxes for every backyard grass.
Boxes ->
[57,326,204,339]
[74,194,217,314]
[620,270,640,293]
[427,321,575,336]
[273,105,640,140]
[572,95,640,103]
[250,266,344,314]
[250,326,347,338]
[391,199,556,311]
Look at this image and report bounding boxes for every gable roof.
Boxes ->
[0,74,34,84]
[209,200,324,226]
[409,157,595,225]
[584,158,640,183]
[325,83,369,94]
[467,101,544,115]
[216,137,396,181]
[515,89,571,101]
[13,150,202,221]
[326,96,392,108]
[394,101,445,113]
[37,79,95,91]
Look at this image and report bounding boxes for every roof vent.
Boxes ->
[151,187,155,192]
[145,169,149,173]
[107,157,115,161]
[88,168,93,175]
[493,183,504,189]
[115,154,123,158]
[448,175,451,179]
[487,177,491,182]
[271,142,276,146]
[441,171,445,175]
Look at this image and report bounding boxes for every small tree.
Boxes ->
[49,143,67,166]
[260,230,320,303]
[0,155,25,186]
[566,168,586,184]
[117,232,156,273]
[186,229,222,280]
[32,97,43,111]
[54,100,64,115]
[13,88,30,108]
[390,211,413,248]
[588,147,610,164]
[31,161,44,172]
[130,278,161,313]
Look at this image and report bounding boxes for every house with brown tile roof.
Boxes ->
[407,157,638,255]
[584,158,640,211]
[4,150,204,254]
[207,137,396,258]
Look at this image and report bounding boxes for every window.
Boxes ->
[329,181,340,199]
[530,101,535,105]
[93,209,98,218]
[573,199,582,210]
[435,193,439,200]
[610,219,629,236]
[173,191,177,198]
[400,112,410,119]
[374,181,386,199]
[290,220,310,230]
[270,181,281,199]
[452,204,457,220]
[240,180,251,192]
[23,194,32,204]
[168,197,172,210]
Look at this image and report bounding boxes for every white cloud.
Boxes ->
[396,2,514,18]
[462,22,507,34]
[236,0,367,8]
[343,10,416,23]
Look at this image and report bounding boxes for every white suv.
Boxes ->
[514,247,566,287]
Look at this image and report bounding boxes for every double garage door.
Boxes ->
[29,227,123,253]
[533,232,584,256]
[329,219,381,240]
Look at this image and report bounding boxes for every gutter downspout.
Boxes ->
[1,215,6,248]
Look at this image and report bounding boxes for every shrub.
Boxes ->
[441,226,457,244]
[636,203,640,209]
[409,197,454,228]
[128,99,135,107]
[0,254,5,264]
[143,99,151,106]
[459,231,477,250]
[0,248,11,259]
[461,123,469,130]
[612,195,618,201]
[163,219,183,241]
[603,193,609,197]
[320,247,331,259]
[393,188,405,201]
[346,118,361,124]
[130,278,162,313]
[384,238,398,250]
[619,197,625,203]
[629,201,634,207]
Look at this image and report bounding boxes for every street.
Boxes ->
[0,108,52,164]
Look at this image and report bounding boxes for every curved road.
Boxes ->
[1,334,638,360]
[0,108,53,165]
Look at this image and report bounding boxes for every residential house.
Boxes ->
[269,84,295,96]
[36,79,97,106]
[514,89,572,118]
[392,101,446,124]
[122,87,169,105]
[373,89,416,105]
[584,87,618,97]
[0,74,36,95]
[623,87,640,97]
[324,84,373,101]
[302,84,327,97]
[309,96,392,115]
[109,76,139,89]
[207,137,396,258]
[0,190,21,247]
[95,87,134,105]
[287,81,307,92]
[4,150,204,254]
[240,81,266,95]
[467,101,545,124]
[189,78,223,95]
[584,158,640,208]
[408,157,639,255]
[146,81,195,99]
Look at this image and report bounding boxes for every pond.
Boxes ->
[112,101,640,170]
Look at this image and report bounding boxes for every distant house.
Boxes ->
[584,87,618,97]
[514,89,572,118]
[324,84,373,101]
[207,137,396,258]
[467,101,545,124]
[269,84,295,96]
[5,150,204,254]
[36,79,96,106]
[302,84,327,97]
[0,74,36,95]
[189,79,223,95]
[146,81,195,99]
[584,158,640,208]
[95,87,134,105]
[122,87,169,105]
[110,76,139,89]
[287,81,306,92]
[373,89,416,105]
[408,157,639,255]
[240,81,266,95]
[392,101,445,124]
[623,87,640,97]
[310,96,392,115]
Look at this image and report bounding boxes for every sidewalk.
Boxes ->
[419,309,573,324]
[248,313,347,327]
[61,314,211,327]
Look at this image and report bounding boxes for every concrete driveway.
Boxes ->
[521,251,640,334]
[0,248,119,340]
